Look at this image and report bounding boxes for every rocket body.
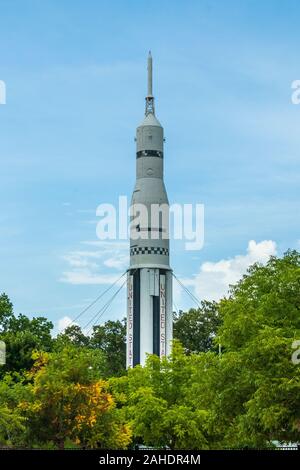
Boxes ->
[126,54,173,368]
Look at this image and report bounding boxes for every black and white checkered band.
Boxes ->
[130,246,169,256]
[136,150,163,158]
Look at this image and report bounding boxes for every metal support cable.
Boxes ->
[63,271,127,330]
[83,277,128,335]
[172,272,202,309]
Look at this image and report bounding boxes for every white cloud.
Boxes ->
[63,252,99,269]
[57,316,76,333]
[184,240,277,302]
[60,241,128,285]
[60,270,123,285]
[104,254,128,270]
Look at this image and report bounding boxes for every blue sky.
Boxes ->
[0,0,299,332]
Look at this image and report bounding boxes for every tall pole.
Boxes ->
[147,51,153,97]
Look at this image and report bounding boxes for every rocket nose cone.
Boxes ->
[139,113,162,128]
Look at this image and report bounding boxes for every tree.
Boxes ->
[90,319,126,377]
[0,293,13,333]
[20,346,131,449]
[111,251,300,449]
[0,314,53,375]
[8,315,53,350]
[110,341,209,449]
[1,250,299,449]
[0,406,25,445]
[188,250,300,448]
[173,301,221,353]
[0,373,29,446]
[55,324,90,349]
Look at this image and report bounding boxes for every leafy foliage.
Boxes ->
[110,342,210,449]
[0,313,53,376]
[55,324,90,349]
[0,293,14,333]
[173,301,221,353]
[214,250,300,446]
[0,373,29,446]
[19,347,131,449]
[90,319,126,376]
[0,251,299,449]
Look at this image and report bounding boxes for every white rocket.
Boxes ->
[127,52,173,368]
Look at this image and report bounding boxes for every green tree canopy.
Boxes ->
[90,319,126,377]
[188,250,300,447]
[1,250,299,449]
[110,341,210,449]
[55,324,90,349]
[20,346,131,449]
[0,293,13,333]
[0,314,53,376]
[174,301,221,353]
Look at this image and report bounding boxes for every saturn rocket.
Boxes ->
[126,53,173,368]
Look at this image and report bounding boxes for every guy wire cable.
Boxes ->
[83,277,127,335]
[172,272,202,309]
[63,270,127,329]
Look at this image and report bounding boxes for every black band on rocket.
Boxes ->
[136,150,163,158]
